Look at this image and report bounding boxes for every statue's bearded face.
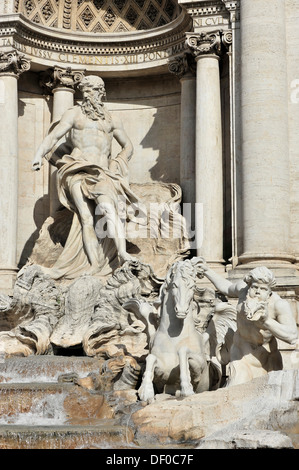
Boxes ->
[80,80,107,120]
[82,83,106,105]
[248,281,271,302]
[243,281,271,320]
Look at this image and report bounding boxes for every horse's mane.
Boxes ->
[166,260,196,284]
[158,260,197,308]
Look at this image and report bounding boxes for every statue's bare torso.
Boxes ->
[67,106,114,168]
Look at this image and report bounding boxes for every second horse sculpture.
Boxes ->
[125,258,237,402]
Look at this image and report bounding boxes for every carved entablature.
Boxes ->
[0,10,192,72]
[178,0,239,31]
[39,66,85,92]
[0,49,30,76]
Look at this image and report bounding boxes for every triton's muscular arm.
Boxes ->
[112,116,133,161]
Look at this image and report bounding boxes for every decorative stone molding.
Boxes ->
[221,0,240,22]
[222,29,232,48]
[39,66,85,92]
[221,0,239,11]
[0,12,192,59]
[178,0,227,17]
[186,29,231,58]
[186,30,222,58]
[168,53,195,79]
[0,49,31,76]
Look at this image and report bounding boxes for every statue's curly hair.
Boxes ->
[78,75,106,93]
[243,266,276,289]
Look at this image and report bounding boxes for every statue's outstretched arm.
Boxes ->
[32,109,75,171]
[192,256,245,298]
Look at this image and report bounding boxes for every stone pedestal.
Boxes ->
[0,51,30,294]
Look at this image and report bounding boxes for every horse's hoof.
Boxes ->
[180,387,195,397]
[138,386,155,404]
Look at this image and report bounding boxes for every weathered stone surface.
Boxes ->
[197,430,294,449]
[132,369,299,448]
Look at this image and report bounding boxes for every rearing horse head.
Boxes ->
[165,260,197,320]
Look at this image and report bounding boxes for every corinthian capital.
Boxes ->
[39,66,85,93]
[168,53,196,80]
[0,50,31,77]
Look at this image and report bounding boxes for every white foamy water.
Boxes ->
[0,393,68,426]
[0,357,100,383]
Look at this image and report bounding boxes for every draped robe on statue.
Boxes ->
[47,149,140,280]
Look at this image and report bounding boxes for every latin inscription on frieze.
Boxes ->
[0,37,186,67]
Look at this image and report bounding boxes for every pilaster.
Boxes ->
[168,53,196,240]
[0,50,31,295]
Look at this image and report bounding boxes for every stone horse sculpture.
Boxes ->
[125,258,237,402]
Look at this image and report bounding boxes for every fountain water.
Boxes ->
[0,356,138,449]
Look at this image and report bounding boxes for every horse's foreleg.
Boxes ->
[178,347,194,397]
[138,353,157,403]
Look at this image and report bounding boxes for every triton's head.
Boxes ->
[244,266,276,302]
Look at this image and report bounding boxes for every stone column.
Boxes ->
[40,67,84,215]
[238,0,294,273]
[187,31,225,269]
[168,54,196,234]
[0,0,15,14]
[0,51,30,293]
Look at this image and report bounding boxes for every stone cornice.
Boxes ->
[178,0,227,17]
[0,49,30,76]
[0,12,192,56]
